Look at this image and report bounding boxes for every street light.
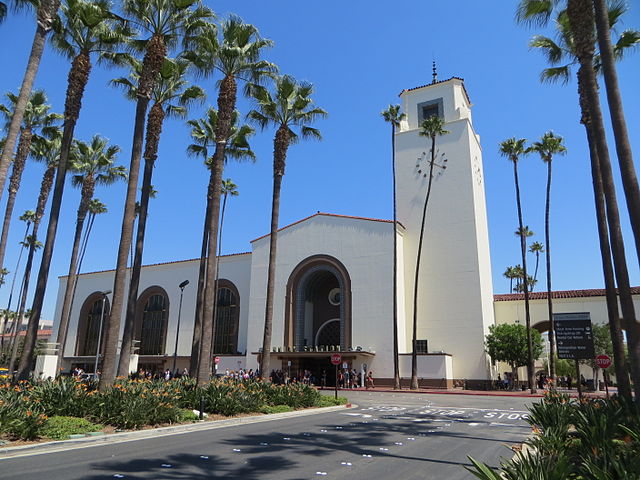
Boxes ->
[94,290,111,376]
[172,280,190,373]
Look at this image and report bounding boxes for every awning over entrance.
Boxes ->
[252,350,375,360]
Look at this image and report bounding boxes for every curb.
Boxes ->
[321,387,546,398]
[0,403,354,459]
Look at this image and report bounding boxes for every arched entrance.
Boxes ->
[284,255,352,349]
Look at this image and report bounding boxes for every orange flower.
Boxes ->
[25,410,32,416]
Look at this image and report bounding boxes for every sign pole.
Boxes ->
[604,370,609,398]
[335,363,338,400]
[574,359,582,399]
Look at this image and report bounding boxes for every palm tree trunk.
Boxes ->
[189,192,210,376]
[390,125,400,389]
[533,254,539,284]
[593,0,640,267]
[55,180,93,373]
[545,160,556,379]
[8,271,28,373]
[260,128,289,379]
[118,104,165,377]
[513,161,535,394]
[411,135,437,390]
[209,192,228,357]
[0,0,60,205]
[0,128,33,275]
[571,32,640,400]
[197,75,237,385]
[16,49,92,381]
[580,88,631,399]
[0,222,29,351]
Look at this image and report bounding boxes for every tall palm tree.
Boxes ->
[111,57,205,377]
[98,0,212,388]
[185,16,274,384]
[9,130,62,372]
[409,115,449,390]
[529,131,566,378]
[522,0,635,399]
[247,74,326,380]
[78,198,107,270]
[0,90,60,277]
[17,0,134,381]
[381,104,405,390]
[528,241,544,284]
[0,210,34,353]
[186,107,255,376]
[566,0,640,403]
[55,136,124,371]
[593,0,640,268]
[500,137,535,393]
[503,265,517,293]
[0,0,61,207]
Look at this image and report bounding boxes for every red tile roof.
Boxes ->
[60,252,252,278]
[399,77,472,105]
[250,212,403,243]
[494,287,640,302]
[0,329,52,339]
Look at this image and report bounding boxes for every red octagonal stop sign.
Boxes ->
[595,354,612,369]
[331,353,342,365]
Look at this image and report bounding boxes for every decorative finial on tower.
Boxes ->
[432,61,438,84]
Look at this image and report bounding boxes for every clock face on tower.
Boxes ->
[473,156,482,185]
[415,149,448,180]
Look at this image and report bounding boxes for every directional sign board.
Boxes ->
[553,312,595,360]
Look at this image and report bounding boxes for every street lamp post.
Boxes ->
[172,280,190,373]
[94,290,111,375]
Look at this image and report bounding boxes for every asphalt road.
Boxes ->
[0,391,533,480]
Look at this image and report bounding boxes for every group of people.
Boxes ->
[269,369,315,385]
[222,368,258,381]
[133,367,189,381]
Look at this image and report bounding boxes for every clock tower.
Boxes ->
[394,76,495,385]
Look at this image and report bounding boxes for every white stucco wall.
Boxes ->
[245,214,395,377]
[54,253,252,360]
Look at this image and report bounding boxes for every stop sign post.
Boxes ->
[595,354,612,397]
[330,354,342,399]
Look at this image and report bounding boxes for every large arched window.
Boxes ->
[135,287,169,355]
[213,280,239,354]
[75,293,110,356]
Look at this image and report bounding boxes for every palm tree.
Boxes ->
[0,90,60,277]
[17,0,134,381]
[248,74,326,380]
[593,0,640,268]
[185,16,274,384]
[98,0,212,388]
[566,0,640,403]
[521,0,635,399]
[503,266,517,293]
[512,264,525,292]
[111,57,205,377]
[500,137,535,393]
[409,115,449,390]
[186,107,255,376]
[0,210,34,353]
[78,198,107,270]
[0,0,61,207]
[528,241,544,284]
[381,104,405,390]
[529,131,566,378]
[55,135,124,371]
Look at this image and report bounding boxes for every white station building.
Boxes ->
[49,77,639,387]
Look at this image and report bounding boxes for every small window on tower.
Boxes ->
[417,98,444,123]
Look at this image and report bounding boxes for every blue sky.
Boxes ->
[0,1,639,321]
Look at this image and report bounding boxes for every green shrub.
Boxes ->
[315,395,348,407]
[260,404,293,414]
[40,416,102,440]
[178,409,199,422]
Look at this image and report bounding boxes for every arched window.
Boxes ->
[213,280,239,354]
[75,294,109,356]
[135,288,169,355]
